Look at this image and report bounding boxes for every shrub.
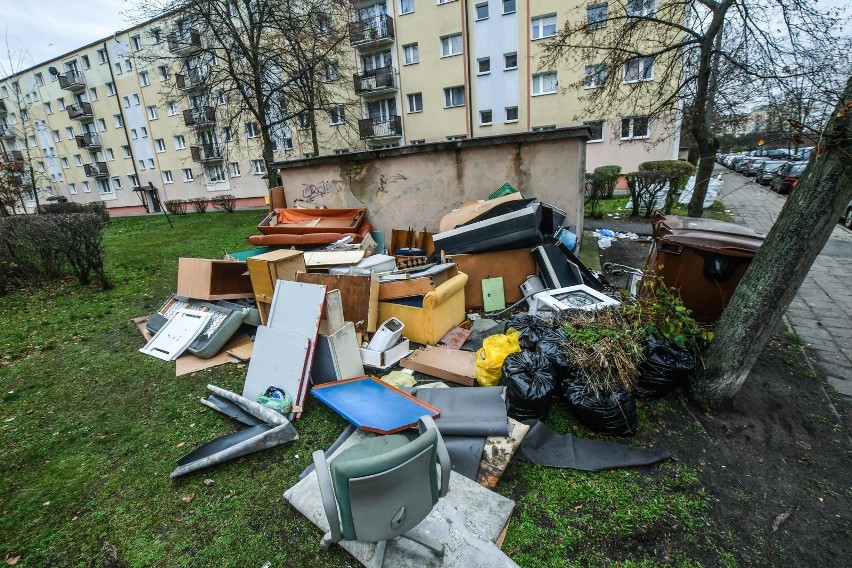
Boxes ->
[54,214,110,288]
[211,194,237,213]
[593,165,622,199]
[625,171,669,218]
[38,201,110,222]
[639,160,696,214]
[188,197,209,214]
[165,199,188,215]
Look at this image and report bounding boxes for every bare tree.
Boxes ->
[541,0,849,217]
[0,157,25,215]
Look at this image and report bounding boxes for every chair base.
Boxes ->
[370,530,445,568]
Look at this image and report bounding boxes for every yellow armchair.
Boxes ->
[377,272,468,346]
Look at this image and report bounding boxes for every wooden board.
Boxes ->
[446,248,537,309]
[176,258,254,300]
[246,249,306,303]
[302,250,365,268]
[401,346,477,386]
[296,273,379,333]
[378,265,458,300]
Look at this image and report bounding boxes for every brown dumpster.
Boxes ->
[644,214,764,323]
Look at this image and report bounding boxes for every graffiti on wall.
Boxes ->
[377,173,408,193]
[293,180,343,204]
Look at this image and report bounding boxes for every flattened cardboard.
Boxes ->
[176,258,254,300]
[401,346,477,386]
[438,192,523,232]
[378,265,459,300]
[446,248,537,309]
[295,273,379,333]
[175,330,252,376]
[132,315,154,342]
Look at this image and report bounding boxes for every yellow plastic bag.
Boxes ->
[474,328,522,387]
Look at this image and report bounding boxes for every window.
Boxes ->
[627,0,655,18]
[327,105,345,125]
[140,127,148,138]
[167,101,179,115]
[97,48,108,64]
[624,56,654,82]
[276,136,293,151]
[477,57,491,74]
[182,168,194,181]
[81,55,90,69]
[105,149,114,160]
[57,97,66,110]
[147,105,159,120]
[35,73,45,86]
[89,87,98,101]
[114,62,123,75]
[121,145,131,157]
[504,52,518,70]
[130,35,142,51]
[584,64,606,88]
[44,102,53,115]
[131,128,138,140]
[441,34,463,57]
[586,4,608,29]
[532,124,556,131]
[29,135,36,148]
[122,96,130,108]
[479,109,493,125]
[252,159,266,174]
[139,72,150,87]
[206,164,227,183]
[138,159,146,170]
[400,0,414,14]
[125,59,132,72]
[229,162,240,177]
[216,89,226,105]
[111,177,122,190]
[155,138,166,152]
[52,130,60,142]
[82,181,91,193]
[106,82,116,96]
[532,71,557,95]
[61,157,70,168]
[114,114,123,128]
[621,116,649,139]
[20,110,28,121]
[69,183,77,194]
[74,154,83,166]
[403,43,419,65]
[315,13,332,35]
[505,106,519,122]
[163,170,173,183]
[584,120,604,142]
[158,65,170,81]
[65,127,74,139]
[174,135,186,149]
[223,126,234,142]
[127,174,138,187]
[437,0,456,4]
[245,122,259,138]
[475,2,489,20]
[36,161,45,173]
[333,149,350,155]
[443,86,465,108]
[502,0,516,13]
[410,139,425,145]
[151,28,162,43]
[296,113,312,130]
[322,62,339,82]
[531,14,557,39]
[407,92,423,113]
[303,152,316,159]
[98,118,107,132]
[132,94,140,106]
[0,86,7,97]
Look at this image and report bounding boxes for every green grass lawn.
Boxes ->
[589,197,733,223]
[0,211,733,567]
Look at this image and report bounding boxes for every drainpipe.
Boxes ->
[105,37,144,206]
[462,0,473,139]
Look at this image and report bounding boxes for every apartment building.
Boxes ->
[0,0,679,215]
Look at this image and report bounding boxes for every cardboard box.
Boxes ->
[176,258,254,300]
[246,249,306,304]
[378,265,459,300]
[401,346,477,386]
[445,248,537,309]
[360,339,413,370]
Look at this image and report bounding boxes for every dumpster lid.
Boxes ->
[653,214,764,256]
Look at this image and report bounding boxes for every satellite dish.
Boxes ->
[48,66,59,76]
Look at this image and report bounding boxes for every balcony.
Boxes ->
[58,72,86,92]
[183,107,216,127]
[191,143,224,162]
[0,100,7,115]
[359,115,402,140]
[8,150,24,162]
[67,102,94,121]
[349,14,394,47]
[0,125,15,139]
[83,162,109,178]
[167,30,202,55]
[353,66,398,96]
[75,132,102,150]
[175,69,206,92]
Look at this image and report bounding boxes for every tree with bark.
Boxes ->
[540,0,848,217]
[692,77,852,408]
[136,0,358,189]
[0,158,26,216]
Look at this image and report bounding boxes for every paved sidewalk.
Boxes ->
[715,165,852,400]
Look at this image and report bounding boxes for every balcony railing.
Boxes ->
[349,14,395,46]
[75,132,102,149]
[84,162,109,178]
[167,29,202,55]
[359,115,402,140]
[353,66,398,95]
[191,143,224,162]
[183,107,216,127]
[8,150,24,162]
[0,125,15,139]
[0,100,7,115]
[58,72,86,92]
[175,69,206,91]
[67,102,94,121]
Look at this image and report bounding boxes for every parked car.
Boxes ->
[742,158,769,177]
[730,156,751,171]
[755,160,788,185]
[843,199,852,229]
[769,162,807,195]
[734,156,758,173]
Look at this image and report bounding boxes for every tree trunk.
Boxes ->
[692,77,852,408]
[687,136,719,217]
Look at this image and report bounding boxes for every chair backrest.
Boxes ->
[331,429,439,542]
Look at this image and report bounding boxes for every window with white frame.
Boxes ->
[586,4,608,29]
[182,168,193,181]
[151,28,162,43]
[400,0,414,14]
[167,101,179,115]
[121,145,131,157]
[69,183,78,194]
[138,159,145,169]
[475,2,489,20]
[531,14,557,39]
[479,109,493,125]
[131,129,138,140]
[81,55,90,69]
[36,161,45,173]
[275,136,293,151]
[139,71,150,87]
[584,63,606,88]
[74,154,83,166]
[52,130,60,142]
[620,116,649,139]
[130,35,142,51]
[111,177,122,191]
[105,148,114,160]
[223,126,233,142]
[440,34,463,57]
[175,135,186,149]
[245,122,259,138]
[57,97,66,110]
[147,105,159,120]
[114,114,123,128]
[44,102,53,115]
[443,86,465,108]
[125,59,132,72]
[97,48,107,64]
[163,170,173,183]
[206,163,227,183]
[627,0,655,18]
[327,105,345,125]
[403,43,419,65]
[407,92,423,113]
[532,71,557,95]
[158,65,170,81]
[89,87,98,101]
[114,62,123,75]
[322,62,340,81]
[122,96,130,108]
[584,120,604,141]
[505,106,519,122]
[437,0,455,4]
[147,158,154,168]
[106,82,116,96]
[504,52,518,70]
[82,181,91,193]
[61,157,70,168]
[477,57,491,74]
[251,159,266,174]
[229,162,240,176]
[98,118,107,132]
[131,93,140,105]
[296,112,312,130]
[155,138,166,152]
[35,72,45,86]
[128,174,138,187]
[624,56,654,82]
[502,0,516,13]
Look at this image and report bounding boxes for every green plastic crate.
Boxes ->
[488,182,518,200]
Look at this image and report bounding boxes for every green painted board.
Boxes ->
[482,277,506,312]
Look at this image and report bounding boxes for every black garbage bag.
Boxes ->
[561,381,638,436]
[500,351,557,421]
[536,329,574,380]
[636,335,695,399]
[505,314,553,350]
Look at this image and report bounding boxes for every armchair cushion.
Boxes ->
[378,272,468,345]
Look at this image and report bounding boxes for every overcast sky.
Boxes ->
[2,0,133,71]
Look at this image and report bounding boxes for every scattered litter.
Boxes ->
[380,370,417,388]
